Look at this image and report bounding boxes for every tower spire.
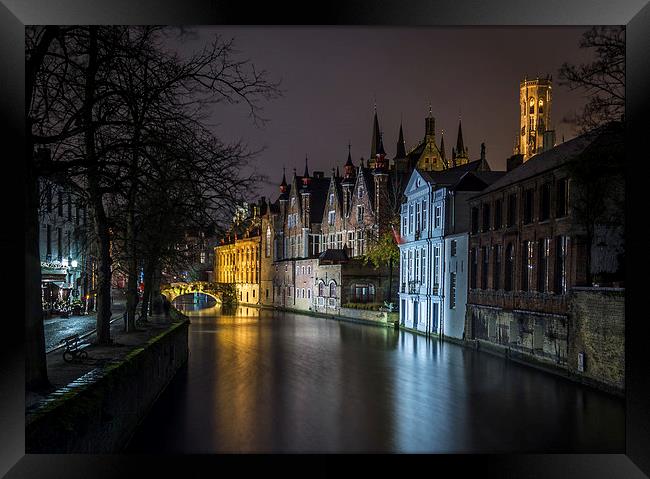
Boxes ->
[371,106,381,159]
[396,122,406,159]
[456,118,465,155]
[440,129,447,165]
[303,155,309,178]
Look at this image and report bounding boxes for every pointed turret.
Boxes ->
[395,123,406,159]
[456,119,466,155]
[343,143,356,186]
[279,167,288,194]
[370,107,381,159]
[478,142,491,171]
[302,156,311,188]
[374,133,388,173]
[440,129,447,165]
[425,103,435,138]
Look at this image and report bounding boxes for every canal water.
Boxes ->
[125,295,624,453]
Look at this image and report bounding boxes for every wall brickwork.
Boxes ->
[567,288,625,391]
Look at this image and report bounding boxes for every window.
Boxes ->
[470,248,478,289]
[556,178,569,218]
[330,282,337,297]
[409,204,414,234]
[357,205,364,221]
[482,203,491,232]
[415,202,421,231]
[402,215,407,236]
[449,273,457,309]
[307,289,311,299]
[422,201,428,229]
[538,238,550,292]
[415,249,420,283]
[329,193,334,206]
[521,240,534,292]
[481,246,489,289]
[358,186,363,198]
[318,282,325,297]
[421,248,427,284]
[351,283,375,303]
[529,97,535,114]
[328,210,336,225]
[200,251,206,264]
[450,240,457,257]
[540,183,551,221]
[555,236,568,294]
[434,205,442,229]
[504,243,514,291]
[493,244,502,290]
[523,189,534,224]
[433,246,441,290]
[265,226,272,257]
[507,193,517,227]
[307,266,311,274]
[470,207,479,234]
[538,98,544,114]
[494,199,502,230]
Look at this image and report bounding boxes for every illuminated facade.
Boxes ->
[38,171,93,313]
[516,76,555,161]
[214,202,263,305]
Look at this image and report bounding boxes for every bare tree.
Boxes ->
[559,26,625,132]
[26,25,281,390]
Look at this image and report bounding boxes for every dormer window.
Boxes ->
[329,193,334,206]
[358,186,363,198]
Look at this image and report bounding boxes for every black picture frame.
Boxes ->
[2,0,648,477]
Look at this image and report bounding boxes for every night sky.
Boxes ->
[173,27,596,201]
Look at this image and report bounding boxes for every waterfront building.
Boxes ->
[398,145,503,337]
[214,201,265,305]
[37,157,93,314]
[465,122,624,390]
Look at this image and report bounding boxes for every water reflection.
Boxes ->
[126,310,625,453]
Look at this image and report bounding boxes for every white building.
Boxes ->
[398,158,503,339]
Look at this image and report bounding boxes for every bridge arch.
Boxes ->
[161,282,222,304]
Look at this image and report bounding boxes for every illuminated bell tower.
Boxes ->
[519,75,552,161]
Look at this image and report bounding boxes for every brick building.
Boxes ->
[465,122,624,390]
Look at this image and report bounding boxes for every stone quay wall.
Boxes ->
[465,287,625,395]
[26,316,189,453]
[567,287,625,392]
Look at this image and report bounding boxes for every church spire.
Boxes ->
[440,129,447,165]
[370,107,381,159]
[456,119,465,154]
[396,123,406,159]
[303,155,310,178]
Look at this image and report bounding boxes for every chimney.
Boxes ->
[507,153,524,172]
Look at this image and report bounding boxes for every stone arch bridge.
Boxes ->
[161,282,223,303]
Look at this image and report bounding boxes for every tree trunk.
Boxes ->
[25,25,59,393]
[84,27,112,345]
[25,149,50,391]
[125,196,138,331]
